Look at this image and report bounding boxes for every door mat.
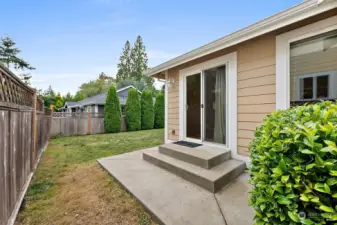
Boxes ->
[174,141,202,148]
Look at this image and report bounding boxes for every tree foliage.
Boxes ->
[154,93,164,128]
[104,85,121,133]
[125,88,141,131]
[250,101,337,224]
[63,92,74,102]
[39,85,56,108]
[54,92,64,112]
[116,78,147,91]
[0,35,35,84]
[77,72,115,98]
[141,90,154,130]
[116,36,154,90]
[116,41,131,83]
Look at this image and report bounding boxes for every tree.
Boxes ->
[74,91,85,101]
[63,92,73,102]
[0,35,35,83]
[125,88,141,131]
[116,78,146,91]
[154,93,164,128]
[78,73,115,98]
[19,73,32,85]
[54,92,64,111]
[38,85,56,108]
[116,40,131,82]
[141,90,154,130]
[130,36,153,87]
[104,85,121,133]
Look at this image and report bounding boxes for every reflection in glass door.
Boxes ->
[203,66,227,145]
[186,73,201,140]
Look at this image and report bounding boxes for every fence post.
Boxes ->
[32,89,37,166]
[87,111,91,135]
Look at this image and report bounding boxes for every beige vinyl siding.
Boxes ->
[237,35,276,156]
[167,68,180,141]
[165,34,276,154]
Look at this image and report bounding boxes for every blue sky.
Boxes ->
[0,0,302,95]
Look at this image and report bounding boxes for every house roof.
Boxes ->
[68,85,138,108]
[145,0,337,77]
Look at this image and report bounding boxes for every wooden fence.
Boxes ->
[0,64,52,225]
[50,112,127,137]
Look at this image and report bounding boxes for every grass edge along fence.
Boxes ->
[0,64,52,225]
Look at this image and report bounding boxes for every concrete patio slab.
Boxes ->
[98,147,254,225]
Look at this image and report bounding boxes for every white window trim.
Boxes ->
[177,52,247,163]
[294,71,334,101]
[276,15,337,110]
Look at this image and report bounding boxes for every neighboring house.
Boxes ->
[60,85,141,114]
[145,0,337,163]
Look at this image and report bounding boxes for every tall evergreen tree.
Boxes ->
[154,93,164,128]
[0,36,35,82]
[125,88,141,131]
[104,85,122,133]
[116,40,131,82]
[141,90,154,130]
[130,36,152,86]
[55,92,64,111]
[63,92,73,102]
[0,36,35,70]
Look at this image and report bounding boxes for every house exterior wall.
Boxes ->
[166,34,276,157]
[165,13,337,157]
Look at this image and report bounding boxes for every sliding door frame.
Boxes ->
[179,52,238,157]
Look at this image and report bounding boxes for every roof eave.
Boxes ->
[145,0,336,76]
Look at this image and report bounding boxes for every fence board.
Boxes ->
[50,112,127,137]
[0,64,51,225]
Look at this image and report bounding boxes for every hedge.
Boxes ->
[125,88,141,131]
[249,101,337,224]
[104,85,121,133]
[154,93,164,129]
[141,90,154,130]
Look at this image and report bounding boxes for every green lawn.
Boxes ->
[16,129,164,225]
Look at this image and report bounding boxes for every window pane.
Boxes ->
[317,75,329,99]
[290,30,337,102]
[301,77,313,99]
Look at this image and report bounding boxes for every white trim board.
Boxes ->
[146,0,337,77]
[276,15,337,110]
[164,71,169,143]
[178,52,245,162]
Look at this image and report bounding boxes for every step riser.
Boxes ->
[159,146,230,169]
[143,153,215,192]
[143,153,246,193]
[214,163,246,192]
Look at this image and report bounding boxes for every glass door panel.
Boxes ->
[203,66,227,145]
[186,73,201,140]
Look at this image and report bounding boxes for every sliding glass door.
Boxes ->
[183,65,227,145]
[203,65,227,145]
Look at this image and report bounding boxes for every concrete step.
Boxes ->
[159,143,231,169]
[143,149,246,193]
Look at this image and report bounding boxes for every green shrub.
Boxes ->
[104,85,121,133]
[154,93,164,129]
[249,101,337,224]
[141,90,154,130]
[125,88,141,131]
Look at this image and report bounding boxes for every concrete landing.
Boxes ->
[97,148,254,225]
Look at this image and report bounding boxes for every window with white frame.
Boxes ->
[295,73,330,101]
[290,30,337,102]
